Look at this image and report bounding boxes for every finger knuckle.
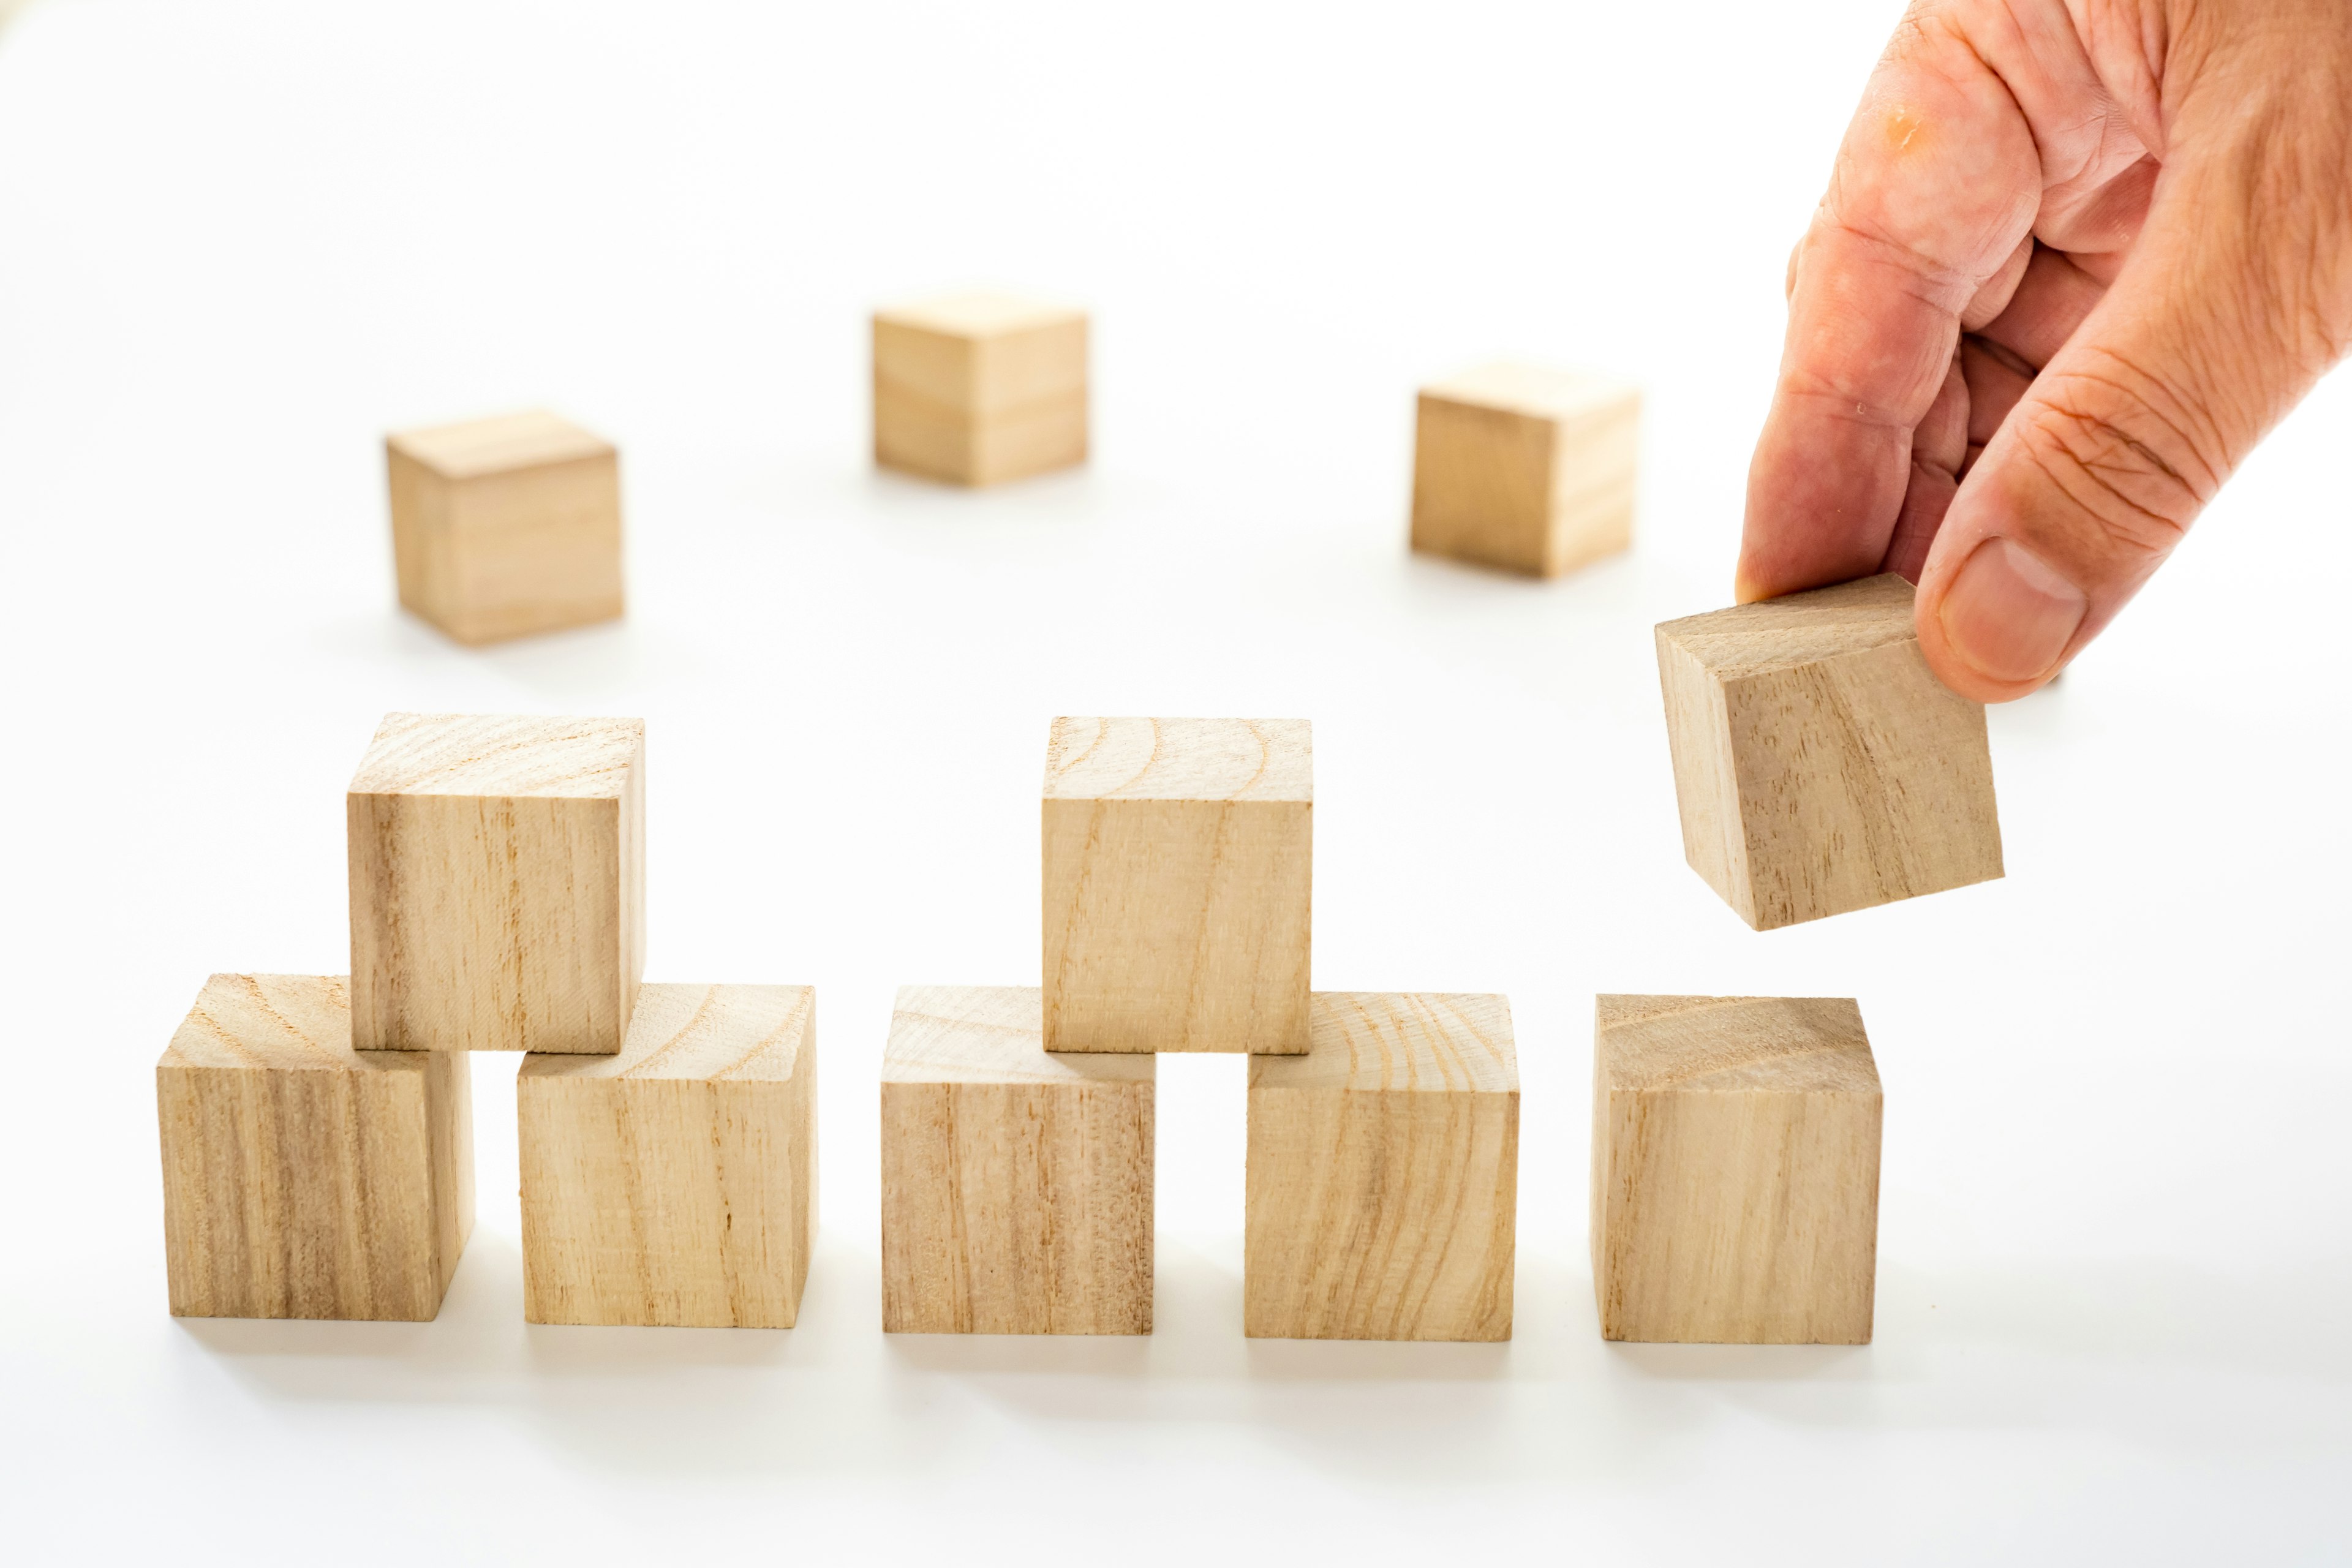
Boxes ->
[2016,352,2221,560]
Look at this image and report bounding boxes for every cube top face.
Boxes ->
[1044,717,1312,804]
[160,974,380,1074]
[386,410,613,481]
[1251,992,1516,1094]
[875,289,1084,342]
[1656,573,1915,680]
[520,984,812,1085]
[1596,995,1877,1096]
[886,987,1153,1086]
[1420,360,1637,426]
[349,712,643,800]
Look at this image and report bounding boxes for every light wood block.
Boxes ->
[519,983,816,1328]
[348,711,646,1055]
[1245,992,1519,1341]
[873,291,1087,486]
[881,986,1153,1335]
[1656,573,2003,930]
[1409,360,1640,578]
[1042,716,1312,1055]
[157,974,473,1321]
[1592,995,1882,1344]
[386,409,624,645]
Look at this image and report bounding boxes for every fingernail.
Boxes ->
[1939,538,2087,684]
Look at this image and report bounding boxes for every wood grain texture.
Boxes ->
[1591,995,1882,1344]
[1656,574,2003,929]
[872,291,1087,486]
[1042,717,1312,1055]
[518,984,816,1328]
[348,711,646,1054]
[1245,992,1518,1341]
[881,986,1153,1335]
[1409,360,1640,578]
[386,409,624,646]
[157,974,473,1321]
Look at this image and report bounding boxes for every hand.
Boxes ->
[1738,0,2352,700]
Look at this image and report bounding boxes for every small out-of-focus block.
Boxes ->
[873,291,1087,486]
[881,986,1153,1335]
[1245,992,1519,1341]
[347,711,646,1055]
[386,410,624,645]
[157,974,473,1321]
[519,984,816,1329]
[1409,361,1639,578]
[1656,574,2002,929]
[1591,995,1882,1344]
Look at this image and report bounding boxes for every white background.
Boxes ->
[3,1,2348,1561]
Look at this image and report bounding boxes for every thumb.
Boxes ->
[1915,104,2352,701]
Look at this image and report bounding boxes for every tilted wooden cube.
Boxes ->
[1246,992,1519,1341]
[157,974,473,1321]
[1409,360,1640,578]
[1042,716,1311,1055]
[347,711,646,1054]
[1591,995,1882,1344]
[519,984,816,1328]
[881,986,1153,1335]
[386,409,625,645]
[872,291,1088,486]
[1656,574,2003,929]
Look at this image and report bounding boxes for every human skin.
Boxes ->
[1738,0,2352,701]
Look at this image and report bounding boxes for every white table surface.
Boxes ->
[4,2,2348,1561]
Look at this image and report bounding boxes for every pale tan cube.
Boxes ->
[1656,574,2003,930]
[347,711,646,1055]
[873,291,1088,486]
[1042,717,1312,1055]
[1245,992,1519,1341]
[157,974,474,1321]
[1592,995,1882,1344]
[1409,361,1640,578]
[519,984,816,1329]
[881,986,1153,1335]
[386,410,624,645]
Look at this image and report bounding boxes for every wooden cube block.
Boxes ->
[157,974,473,1321]
[348,711,646,1054]
[518,984,816,1328]
[1245,992,1518,1341]
[386,410,625,645]
[881,986,1153,1335]
[1592,995,1882,1344]
[1656,573,2003,930]
[1042,716,1312,1055]
[1409,361,1640,578]
[872,291,1087,486]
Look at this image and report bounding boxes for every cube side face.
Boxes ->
[969,392,1087,486]
[1725,638,2002,929]
[880,1079,1153,1335]
[1594,1085,1880,1344]
[386,447,457,628]
[1657,630,1755,924]
[1409,395,1556,576]
[967,318,1087,485]
[437,453,625,645]
[874,319,981,484]
[1544,393,1640,576]
[1245,1084,1517,1341]
[1042,796,1312,1054]
[349,790,635,1054]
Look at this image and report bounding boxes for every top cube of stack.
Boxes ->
[1410,361,1640,578]
[1042,717,1312,1055]
[385,410,625,645]
[872,291,1088,486]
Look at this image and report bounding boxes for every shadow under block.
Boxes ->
[881,986,1153,1335]
[872,291,1088,486]
[385,409,625,646]
[1245,992,1519,1341]
[348,711,646,1054]
[157,974,474,1321]
[1656,574,2002,930]
[518,984,816,1328]
[1409,360,1640,578]
[1592,995,1882,1344]
[1042,717,1312,1055]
